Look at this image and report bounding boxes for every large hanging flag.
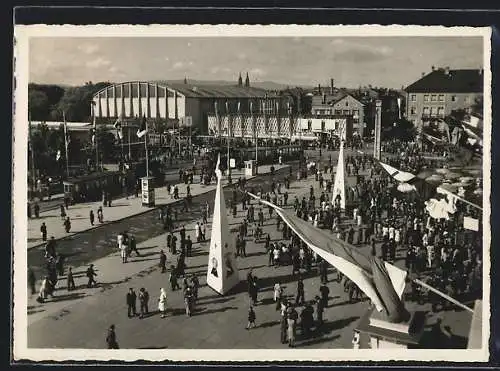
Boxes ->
[206,154,239,295]
[331,139,346,209]
[137,116,148,138]
[248,193,409,323]
[63,112,70,152]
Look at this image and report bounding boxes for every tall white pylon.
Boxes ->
[332,124,346,209]
[206,154,239,295]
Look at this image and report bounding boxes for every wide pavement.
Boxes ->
[27,152,474,349]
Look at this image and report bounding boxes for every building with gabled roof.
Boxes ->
[405,67,483,126]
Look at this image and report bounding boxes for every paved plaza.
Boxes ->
[27,154,473,349]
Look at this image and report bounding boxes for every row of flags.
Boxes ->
[214,100,291,115]
[113,115,148,139]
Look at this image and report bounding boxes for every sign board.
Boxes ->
[182,116,193,127]
[230,158,236,168]
[464,216,479,231]
[141,177,155,207]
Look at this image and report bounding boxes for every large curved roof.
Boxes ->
[93,81,278,99]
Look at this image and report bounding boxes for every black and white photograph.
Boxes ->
[12,25,491,362]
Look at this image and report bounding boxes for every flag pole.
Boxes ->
[63,111,70,178]
[28,112,36,195]
[144,118,149,177]
[92,102,99,172]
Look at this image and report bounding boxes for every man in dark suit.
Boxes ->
[126,288,137,318]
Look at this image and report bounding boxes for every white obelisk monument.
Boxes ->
[206,154,239,295]
[332,125,347,210]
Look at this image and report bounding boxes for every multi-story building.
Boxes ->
[310,79,365,136]
[405,67,483,127]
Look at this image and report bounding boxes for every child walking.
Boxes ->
[246,306,256,329]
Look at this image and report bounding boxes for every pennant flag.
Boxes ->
[237,101,241,113]
[206,154,239,295]
[225,101,229,114]
[248,193,408,323]
[249,101,253,115]
[56,149,61,161]
[214,101,219,115]
[137,116,148,138]
[215,153,222,179]
[378,162,416,183]
[397,97,402,119]
[332,140,346,209]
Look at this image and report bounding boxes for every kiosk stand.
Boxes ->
[141,176,155,207]
[244,160,257,177]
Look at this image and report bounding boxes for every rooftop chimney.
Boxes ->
[318,83,321,95]
[330,78,334,95]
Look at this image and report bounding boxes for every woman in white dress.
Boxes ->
[158,288,167,318]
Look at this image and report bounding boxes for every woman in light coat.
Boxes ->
[158,288,167,318]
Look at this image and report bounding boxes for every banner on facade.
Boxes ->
[464,216,479,231]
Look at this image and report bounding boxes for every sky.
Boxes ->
[29,36,484,89]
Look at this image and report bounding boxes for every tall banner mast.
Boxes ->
[332,122,346,209]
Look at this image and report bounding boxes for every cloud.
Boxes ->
[172,61,184,70]
[78,43,99,55]
[210,66,232,75]
[237,53,247,60]
[86,57,111,69]
[164,57,170,61]
[332,41,394,62]
[249,68,267,77]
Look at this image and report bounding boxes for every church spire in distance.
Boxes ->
[238,72,243,86]
[245,72,250,87]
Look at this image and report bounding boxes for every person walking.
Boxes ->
[315,295,325,329]
[138,288,149,319]
[246,306,256,329]
[89,210,95,226]
[128,235,140,257]
[126,288,137,318]
[28,268,36,295]
[63,217,71,233]
[287,306,297,347]
[280,300,288,344]
[296,277,305,305]
[158,288,168,318]
[169,266,180,291]
[60,204,66,220]
[40,222,47,242]
[86,264,97,288]
[97,206,104,223]
[67,266,76,291]
[34,202,40,218]
[106,325,119,349]
[186,236,193,257]
[274,282,283,310]
[159,250,167,273]
[318,258,328,284]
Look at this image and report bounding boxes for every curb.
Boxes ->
[27,165,293,251]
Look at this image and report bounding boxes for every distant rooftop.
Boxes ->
[405,68,483,93]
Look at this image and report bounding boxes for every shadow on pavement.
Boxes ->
[48,292,87,303]
[298,334,341,347]
[258,320,280,329]
[194,306,238,316]
[196,296,234,306]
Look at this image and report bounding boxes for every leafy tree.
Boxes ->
[382,118,416,141]
[28,89,50,120]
